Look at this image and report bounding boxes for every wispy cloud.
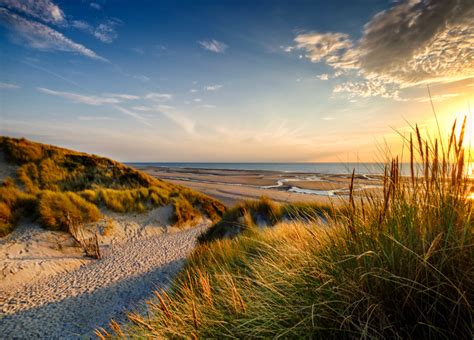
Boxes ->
[413,93,463,103]
[193,98,202,102]
[71,18,120,44]
[199,104,216,109]
[37,87,121,105]
[134,75,150,82]
[89,2,101,10]
[36,87,152,125]
[204,84,222,91]
[0,0,65,23]
[0,8,107,61]
[287,0,474,99]
[158,108,196,135]
[190,89,198,93]
[145,93,173,101]
[198,39,227,53]
[103,93,140,100]
[0,82,20,89]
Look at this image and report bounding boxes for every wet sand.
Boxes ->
[137,166,384,207]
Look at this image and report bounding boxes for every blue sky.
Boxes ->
[0,0,473,162]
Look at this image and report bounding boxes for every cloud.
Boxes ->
[413,93,462,102]
[112,105,151,126]
[159,109,196,135]
[317,74,329,81]
[89,2,101,10]
[93,19,120,43]
[0,0,64,23]
[190,89,198,93]
[193,98,202,102]
[199,104,216,109]
[0,8,107,61]
[72,18,120,44]
[132,47,144,55]
[204,84,222,91]
[158,104,175,110]
[37,87,121,105]
[145,93,173,101]
[131,106,153,111]
[288,0,474,99]
[333,80,403,100]
[0,82,19,89]
[134,75,150,82]
[103,93,140,100]
[198,39,227,53]
[292,32,353,64]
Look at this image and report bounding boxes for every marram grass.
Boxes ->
[100,120,473,339]
[0,137,225,235]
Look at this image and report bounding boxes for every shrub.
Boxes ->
[38,191,101,231]
[0,184,36,236]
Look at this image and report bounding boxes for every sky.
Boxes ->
[0,0,473,162]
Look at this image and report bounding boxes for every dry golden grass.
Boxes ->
[105,119,473,339]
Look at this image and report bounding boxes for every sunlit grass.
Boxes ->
[101,119,474,339]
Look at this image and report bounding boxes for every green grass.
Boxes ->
[101,120,473,339]
[0,136,226,235]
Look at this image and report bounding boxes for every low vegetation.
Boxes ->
[102,119,473,339]
[0,136,225,236]
[199,197,334,243]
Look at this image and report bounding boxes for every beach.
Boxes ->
[136,165,384,206]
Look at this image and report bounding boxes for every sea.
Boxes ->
[129,162,390,175]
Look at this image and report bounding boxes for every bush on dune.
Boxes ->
[199,196,333,243]
[106,120,473,339]
[38,191,101,231]
[0,181,36,237]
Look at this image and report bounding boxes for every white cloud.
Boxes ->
[198,39,227,53]
[322,116,335,121]
[0,0,65,23]
[0,82,20,89]
[190,89,198,93]
[72,18,120,44]
[0,8,107,61]
[90,2,101,10]
[413,93,462,103]
[112,105,151,126]
[199,104,216,109]
[132,47,144,55]
[38,87,121,105]
[193,98,202,102]
[132,106,153,111]
[333,80,402,100]
[317,74,329,81]
[78,116,114,121]
[293,32,353,64]
[288,0,474,99]
[158,104,175,110]
[103,93,140,100]
[134,75,150,82]
[93,19,120,43]
[204,84,222,91]
[145,93,173,101]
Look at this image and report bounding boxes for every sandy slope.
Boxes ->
[0,224,207,338]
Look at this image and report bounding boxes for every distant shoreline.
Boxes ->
[128,162,389,176]
[136,165,384,207]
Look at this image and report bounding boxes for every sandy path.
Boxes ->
[0,225,206,338]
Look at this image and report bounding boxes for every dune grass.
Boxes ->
[198,196,334,243]
[0,136,226,235]
[102,120,473,339]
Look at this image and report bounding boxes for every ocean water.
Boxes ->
[129,162,388,175]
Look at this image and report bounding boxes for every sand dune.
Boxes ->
[0,208,208,338]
